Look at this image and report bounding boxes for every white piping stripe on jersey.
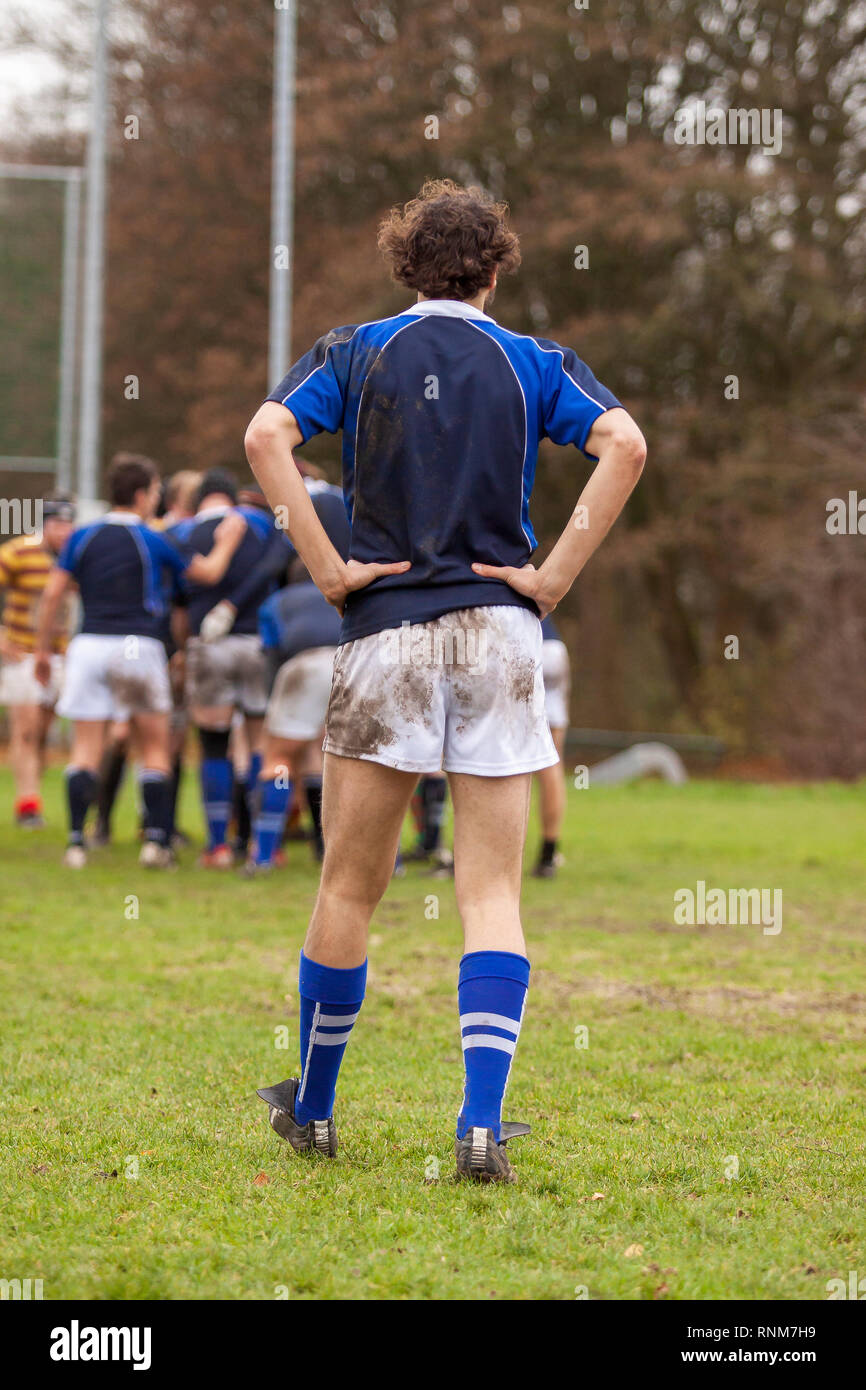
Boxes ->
[278,316,395,410]
[297,1001,320,1106]
[461,1034,517,1055]
[311,1030,353,1047]
[459,1011,521,1035]
[317,1010,360,1027]
[465,318,532,549]
[530,339,608,412]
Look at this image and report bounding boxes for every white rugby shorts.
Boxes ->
[57,634,171,721]
[265,646,337,741]
[323,605,557,776]
[542,638,571,730]
[0,652,64,708]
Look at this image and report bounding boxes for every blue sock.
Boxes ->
[201,757,233,850]
[295,951,367,1125]
[252,773,291,865]
[457,950,530,1143]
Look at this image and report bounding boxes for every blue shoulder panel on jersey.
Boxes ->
[57,520,104,574]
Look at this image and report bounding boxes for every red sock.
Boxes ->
[16,795,41,817]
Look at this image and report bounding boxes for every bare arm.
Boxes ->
[244,402,409,612]
[34,567,75,683]
[472,406,646,618]
[183,510,248,586]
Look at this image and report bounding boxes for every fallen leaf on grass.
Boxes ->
[624,1243,644,1258]
[591,1192,605,1201]
[253,1172,270,1186]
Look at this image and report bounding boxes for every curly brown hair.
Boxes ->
[377,179,521,302]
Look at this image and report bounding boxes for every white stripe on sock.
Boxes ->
[312,1030,353,1046]
[317,1011,360,1026]
[297,1001,320,1106]
[459,1011,521,1035]
[461,1034,516,1055]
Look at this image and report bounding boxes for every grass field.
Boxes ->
[1,768,864,1301]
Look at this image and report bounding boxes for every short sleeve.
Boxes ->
[537,341,621,460]
[266,325,357,442]
[57,528,88,575]
[258,599,279,650]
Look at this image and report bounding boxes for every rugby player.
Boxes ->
[246,470,351,875]
[93,468,202,847]
[171,467,289,868]
[34,454,245,868]
[532,614,572,878]
[0,493,77,827]
[246,180,645,1180]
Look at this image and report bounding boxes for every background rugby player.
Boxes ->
[35,454,245,868]
[248,480,350,874]
[171,467,290,868]
[0,493,77,828]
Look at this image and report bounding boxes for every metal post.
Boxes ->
[77,0,110,506]
[268,0,298,387]
[56,173,82,491]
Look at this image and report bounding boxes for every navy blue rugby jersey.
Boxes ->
[58,512,187,639]
[266,299,620,644]
[170,504,288,637]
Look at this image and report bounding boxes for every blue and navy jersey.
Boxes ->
[303,478,351,562]
[259,581,341,663]
[171,505,285,636]
[58,513,187,639]
[266,299,620,643]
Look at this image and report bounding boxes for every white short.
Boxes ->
[0,652,64,708]
[542,638,571,730]
[186,634,268,716]
[57,634,172,722]
[323,605,557,777]
[266,646,336,741]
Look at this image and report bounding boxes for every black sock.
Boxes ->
[96,743,127,832]
[168,754,183,836]
[66,767,97,845]
[539,838,557,866]
[304,775,323,841]
[139,770,172,847]
[420,775,448,853]
[232,774,251,852]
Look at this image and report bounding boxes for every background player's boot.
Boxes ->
[139,841,176,869]
[63,843,87,869]
[256,1077,338,1157]
[454,1121,530,1183]
[199,845,234,869]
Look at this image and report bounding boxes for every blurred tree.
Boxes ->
[2,0,864,771]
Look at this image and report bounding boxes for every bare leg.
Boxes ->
[305,753,416,967]
[535,724,567,841]
[448,770,532,955]
[9,703,42,804]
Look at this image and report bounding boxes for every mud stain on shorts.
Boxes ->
[326,671,398,754]
[107,668,156,713]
